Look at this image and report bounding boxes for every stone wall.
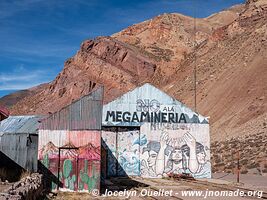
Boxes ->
[211,132,267,175]
[0,173,44,200]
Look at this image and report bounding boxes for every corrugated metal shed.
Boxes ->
[40,86,103,130]
[0,115,41,136]
[0,132,38,172]
[0,115,41,172]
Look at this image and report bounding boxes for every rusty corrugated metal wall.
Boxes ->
[40,87,103,130]
[0,106,9,121]
[38,87,103,192]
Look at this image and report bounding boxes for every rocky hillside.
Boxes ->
[0,83,47,108]
[211,131,267,175]
[165,0,267,140]
[1,0,266,143]
[8,37,157,114]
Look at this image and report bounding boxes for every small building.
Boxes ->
[0,115,40,172]
[37,83,210,193]
[38,87,103,192]
[101,83,210,179]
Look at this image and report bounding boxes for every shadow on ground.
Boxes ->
[100,177,149,195]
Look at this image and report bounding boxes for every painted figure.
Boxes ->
[181,142,211,178]
[141,141,161,177]
[164,146,184,174]
[141,131,210,178]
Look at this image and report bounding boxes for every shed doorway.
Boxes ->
[101,127,140,178]
[58,147,79,191]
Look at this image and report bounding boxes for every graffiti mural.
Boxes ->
[117,129,140,176]
[102,124,210,178]
[140,123,211,178]
[102,128,141,177]
[38,130,101,192]
[101,84,210,179]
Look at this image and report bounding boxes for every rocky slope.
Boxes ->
[211,132,267,175]
[0,83,47,108]
[1,0,266,143]
[113,4,245,84]
[8,37,156,114]
[165,0,267,140]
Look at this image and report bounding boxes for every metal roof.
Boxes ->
[0,115,41,135]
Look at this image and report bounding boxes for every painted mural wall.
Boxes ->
[102,124,210,179]
[102,84,210,178]
[102,127,141,177]
[140,123,210,178]
[38,130,101,192]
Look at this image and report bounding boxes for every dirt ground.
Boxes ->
[213,172,267,192]
[50,174,267,200]
[0,182,12,192]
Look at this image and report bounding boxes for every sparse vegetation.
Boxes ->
[211,132,267,175]
[19,170,31,180]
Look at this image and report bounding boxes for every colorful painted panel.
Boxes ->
[59,149,78,191]
[102,124,210,178]
[117,128,140,176]
[38,130,101,192]
[102,128,141,177]
[139,123,211,178]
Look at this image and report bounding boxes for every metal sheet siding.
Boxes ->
[0,116,40,135]
[0,116,40,172]
[0,133,38,172]
[40,87,103,130]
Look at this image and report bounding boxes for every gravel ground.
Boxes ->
[0,182,12,192]
[49,174,267,200]
[212,172,267,192]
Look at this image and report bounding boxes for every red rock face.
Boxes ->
[0,106,9,121]
[1,1,266,142]
[78,37,156,84]
[8,37,157,114]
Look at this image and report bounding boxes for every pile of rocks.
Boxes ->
[0,173,44,200]
[211,132,267,175]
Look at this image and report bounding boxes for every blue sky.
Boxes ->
[0,0,244,98]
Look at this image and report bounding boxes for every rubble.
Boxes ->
[0,173,44,200]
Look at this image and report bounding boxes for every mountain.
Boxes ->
[0,83,48,108]
[1,0,266,142]
[165,0,267,140]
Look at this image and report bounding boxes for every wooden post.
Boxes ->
[57,149,61,190]
[237,151,240,183]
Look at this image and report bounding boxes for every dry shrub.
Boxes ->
[20,170,31,180]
